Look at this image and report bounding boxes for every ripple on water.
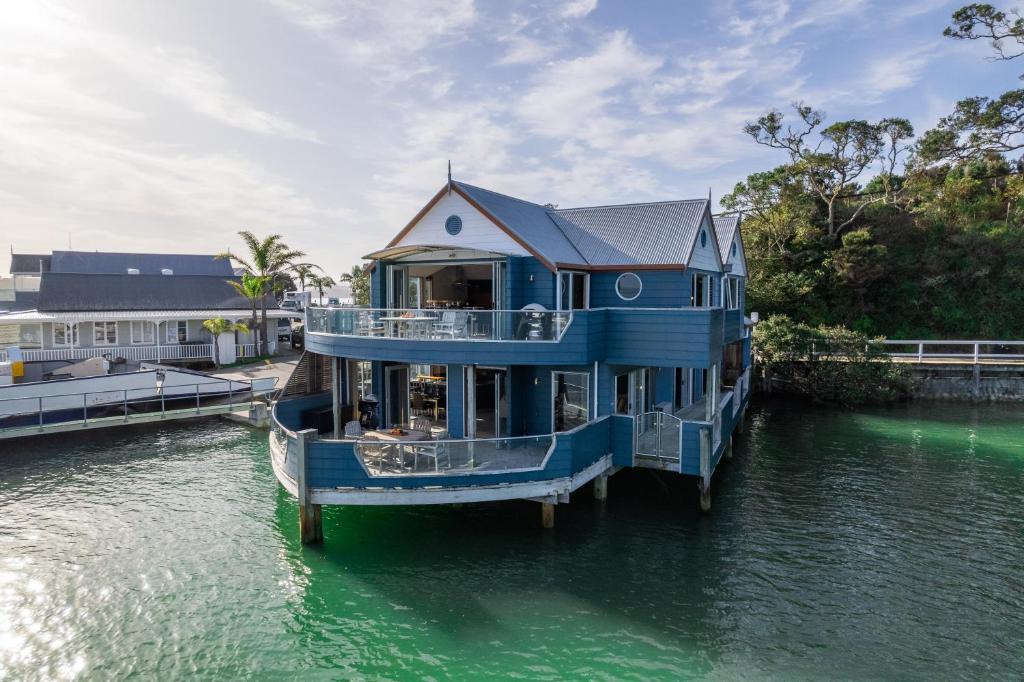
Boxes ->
[0,404,1022,680]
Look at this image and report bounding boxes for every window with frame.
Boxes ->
[558,271,589,310]
[553,371,590,431]
[52,322,78,347]
[724,277,740,310]
[93,321,117,345]
[167,320,187,344]
[130,320,155,344]
[691,274,710,307]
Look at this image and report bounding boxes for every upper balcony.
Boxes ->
[304,306,726,367]
[304,307,595,365]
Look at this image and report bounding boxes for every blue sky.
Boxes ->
[0,0,1018,276]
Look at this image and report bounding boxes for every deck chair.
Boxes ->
[343,420,363,440]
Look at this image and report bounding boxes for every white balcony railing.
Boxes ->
[305,307,573,342]
[20,344,213,363]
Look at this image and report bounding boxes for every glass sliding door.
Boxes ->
[465,366,507,438]
[385,365,410,428]
[553,371,590,432]
[614,368,649,415]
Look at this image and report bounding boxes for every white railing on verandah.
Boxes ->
[16,344,214,363]
[236,343,257,358]
[878,340,1024,364]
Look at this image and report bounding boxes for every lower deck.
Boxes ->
[269,345,753,509]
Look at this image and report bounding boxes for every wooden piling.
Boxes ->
[295,428,323,545]
[541,502,555,529]
[593,474,608,501]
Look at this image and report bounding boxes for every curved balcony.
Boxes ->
[304,307,595,365]
[270,396,618,505]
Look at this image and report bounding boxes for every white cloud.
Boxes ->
[269,0,477,83]
[516,30,663,137]
[560,0,599,20]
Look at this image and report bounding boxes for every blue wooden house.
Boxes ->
[270,180,752,541]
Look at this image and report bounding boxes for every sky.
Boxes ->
[0,0,1019,277]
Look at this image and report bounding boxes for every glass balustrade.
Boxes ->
[305,308,572,342]
[353,434,554,476]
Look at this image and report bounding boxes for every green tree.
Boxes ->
[340,265,371,306]
[744,104,914,237]
[292,264,318,292]
[309,274,337,302]
[917,4,1024,162]
[228,273,269,345]
[202,318,249,368]
[218,232,306,356]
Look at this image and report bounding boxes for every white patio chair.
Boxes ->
[343,420,364,440]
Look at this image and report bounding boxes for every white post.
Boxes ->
[973,343,979,364]
[918,343,923,362]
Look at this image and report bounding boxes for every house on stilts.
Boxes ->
[270,179,753,541]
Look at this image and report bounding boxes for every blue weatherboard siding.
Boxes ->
[589,270,688,308]
[506,256,555,309]
[300,417,612,490]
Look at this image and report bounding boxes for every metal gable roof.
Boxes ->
[552,199,709,267]
[36,273,274,312]
[452,182,587,266]
[9,254,51,274]
[49,251,234,276]
[387,181,725,269]
[713,214,740,263]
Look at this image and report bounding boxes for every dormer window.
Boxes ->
[126,268,140,275]
[161,268,173,276]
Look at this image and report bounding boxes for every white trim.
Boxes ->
[130,320,156,345]
[614,272,642,301]
[51,322,78,348]
[92,320,118,345]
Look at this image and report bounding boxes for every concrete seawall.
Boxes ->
[906,362,1024,401]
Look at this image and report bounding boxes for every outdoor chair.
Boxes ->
[357,312,386,337]
[432,311,468,339]
[343,420,363,440]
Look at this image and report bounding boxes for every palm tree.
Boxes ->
[228,272,268,341]
[202,318,249,368]
[292,264,319,292]
[218,232,306,356]
[309,274,337,303]
[339,264,370,306]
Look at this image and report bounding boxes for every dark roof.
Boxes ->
[713,215,740,262]
[36,274,273,312]
[10,254,51,274]
[448,182,713,268]
[48,251,234,276]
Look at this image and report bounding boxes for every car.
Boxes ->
[291,325,304,350]
[277,318,292,342]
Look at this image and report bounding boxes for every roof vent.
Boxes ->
[161,268,173,276]
[126,268,140,275]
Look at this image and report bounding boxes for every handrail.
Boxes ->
[305,307,574,343]
[877,339,1024,363]
[0,381,266,433]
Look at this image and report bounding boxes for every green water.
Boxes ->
[1,400,1022,680]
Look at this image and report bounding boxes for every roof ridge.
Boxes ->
[557,198,709,212]
[52,250,224,258]
[453,181,548,209]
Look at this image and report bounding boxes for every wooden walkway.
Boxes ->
[0,401,255,440]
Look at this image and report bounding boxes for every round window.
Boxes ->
[445,215,463,235]
[700,230,707,248]
[615,272,642,301]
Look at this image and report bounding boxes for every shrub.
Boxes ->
[754,314,912,404]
